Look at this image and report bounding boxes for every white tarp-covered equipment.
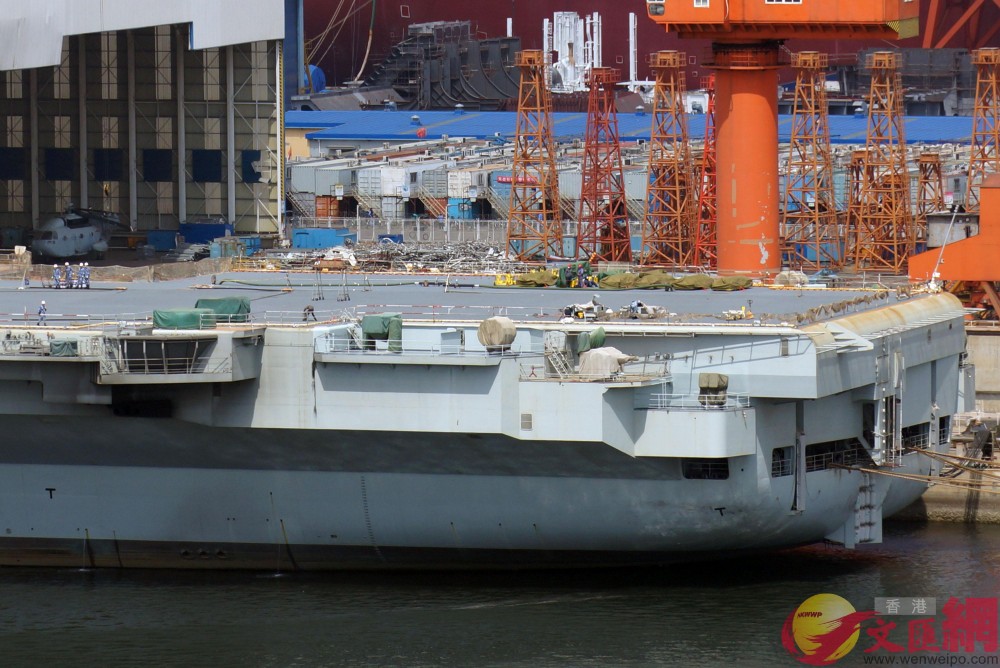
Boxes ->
[577,346,638,378]
[477,316,516,349]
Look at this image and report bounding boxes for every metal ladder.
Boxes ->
[544,344,573,379]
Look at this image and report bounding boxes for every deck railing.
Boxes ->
[647,393,751,411]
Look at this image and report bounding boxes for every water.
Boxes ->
[0,522,997,667]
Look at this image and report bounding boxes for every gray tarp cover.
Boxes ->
[578,346,638,378]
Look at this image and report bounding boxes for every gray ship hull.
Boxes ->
[0,418,936,570]
[0,282,974,569]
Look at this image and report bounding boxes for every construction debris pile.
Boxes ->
[258,240,534,275]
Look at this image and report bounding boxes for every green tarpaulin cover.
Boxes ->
[194,297,251,323]
[711,277,753,291]
[49,340,78,357]
[361,313,403,352]
[516,270,557,287]
[673,274,716,290]
[153,308,216,330]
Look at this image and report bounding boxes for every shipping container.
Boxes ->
[292,227,357,249]
[447,164,493,199]
[315,195,342,218]
[422,167,450,198]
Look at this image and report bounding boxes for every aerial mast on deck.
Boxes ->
[506,50,563,262]
[966,48,1000,213]
[693,74,718,269]
[576,67,631,264]
[848,52,913,274]
[781,52,839,271]
[640,51,695,267]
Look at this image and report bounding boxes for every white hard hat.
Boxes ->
[593,294,600,300]
[53,264,58,268]
[41,300,45,304]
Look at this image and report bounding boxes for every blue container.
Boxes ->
[292,227,358,249]
[146,230,177,252]
[180,221,234,244]
[209,241,222,258]
[239,235,262,256]
[447,198,474,220]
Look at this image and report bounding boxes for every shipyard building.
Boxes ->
[0,1,287,244]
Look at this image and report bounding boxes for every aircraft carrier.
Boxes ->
[0,272,974,569]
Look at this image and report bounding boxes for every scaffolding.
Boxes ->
[640,51,695,267]
[916,153,946,234]
[694,75,718,269]
[576,67,632,263]
[506,50,563,261]
[966,48,1000,213]
[781,52,840,270]
[849,52,913,274]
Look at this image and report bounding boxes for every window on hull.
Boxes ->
[682,458,729,480]
[771,446,793,477]
[805,438,873,473]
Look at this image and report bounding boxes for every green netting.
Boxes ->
[711,277,753,291]
[153,308,216,329]
[194,297,251,323]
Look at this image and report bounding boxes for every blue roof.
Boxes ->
[288,109,974,145]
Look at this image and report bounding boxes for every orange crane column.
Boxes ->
[711,44,782,276]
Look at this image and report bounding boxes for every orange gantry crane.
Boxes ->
[910,47,1000,316]
[576,67,631,264]
[506,50,563,262]
[640,51,695,267]
[646,0,918,275]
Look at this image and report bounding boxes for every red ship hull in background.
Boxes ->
[304,0,1000,87]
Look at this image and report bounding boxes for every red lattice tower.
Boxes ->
[781,52,840,271]
[966,48,1000,213]
[506,50,563,262]
[845,149,868,261]
[694,74,717,269]
[576,67,632,264]
[640,51,695,267]
[850,52,913,274]
[916,153,945,234]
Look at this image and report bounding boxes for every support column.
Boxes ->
[127,31,138,230]
[77,36,88,208]
[226,45,236,226]
[29,70,39,226]
[711,43,781,276]
[276,39,285,239]
[176,28,186,224]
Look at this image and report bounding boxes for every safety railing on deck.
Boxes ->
[314,336,541,358]
[647,393,751,411]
